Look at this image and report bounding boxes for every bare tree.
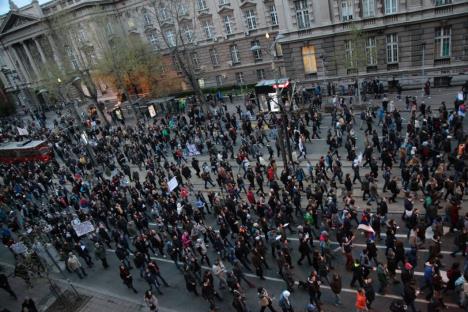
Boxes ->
[37,10,110,125]
[92,12,165,117]
[145,0,208,109]
[343,25,373,105]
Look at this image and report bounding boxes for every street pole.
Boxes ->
[267,32,292,172]
[71,99,98,167]
[421,42,426,96]
[281,107,293,172]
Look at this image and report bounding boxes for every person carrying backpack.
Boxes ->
[278,290,294,312]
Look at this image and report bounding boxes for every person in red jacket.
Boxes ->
[355,288,368,312]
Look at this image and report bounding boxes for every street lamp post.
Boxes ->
[421,42,426,95]
[57,77,97,167]
[265,32,294,172]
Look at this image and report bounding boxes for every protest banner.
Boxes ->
[168,176,179,192]
[72,220,95,237]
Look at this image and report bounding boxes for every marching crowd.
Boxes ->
[0,87,467,312]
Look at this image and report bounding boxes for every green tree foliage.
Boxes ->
[93,33,163,98]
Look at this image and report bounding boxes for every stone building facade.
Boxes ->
[0,0,467,108]
[280,0,468,89]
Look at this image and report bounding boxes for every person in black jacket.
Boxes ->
[297,234,312,266]
[232,289,248,312]
[350,260,365,288]
[364,278,376,309]
[403,281,418,312]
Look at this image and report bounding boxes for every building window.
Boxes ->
[147,33,159,49]
[223,15,234,35]
[366,37,377,66]
[197,0,207,11]
[66,46,79,70]
[244,9,257,30]
[341,0,353,21]
[235,72,245,85]
[106,22,113,35]
[251,40,262,60]
[191,52,200,69]
[344,40,355,68]
[295,0,310,30]
[78,29,87,43]
[270,5,278,26]
[209,48,219,66]
[435,0,452,5]
[183,26,194,43]
[143,14,152,26]
[178,3,188,16]
[386,33,398,64]
[302,45,317,74]
[159,8,170,22]
[434,26,451,58]
[256,69,265,80]
[464,34,468,57]
[165,30,176,47]
[384,0,397,14]
[275,43,283,57]
[230,44,241,64]
[362,0,375,18]
[216,75,224,86]
[198,78,205,88]
[202,20,215,39]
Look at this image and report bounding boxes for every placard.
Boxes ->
[268,92,280,112]
[168,176,179,192]
[148,105,156,118]
[72,221,95,237]
[186,143,200,156]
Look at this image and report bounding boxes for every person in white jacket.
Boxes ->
[144,290,159,312]
[212,258,227,290]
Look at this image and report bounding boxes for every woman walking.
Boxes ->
[144,290,159,312]
[355,288,368,312]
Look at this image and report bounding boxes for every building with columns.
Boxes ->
[0,0,467,109]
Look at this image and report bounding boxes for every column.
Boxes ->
[21,41,40,77]
[47,35,62,67]
[10,45,31,82]
[33,37,47,64]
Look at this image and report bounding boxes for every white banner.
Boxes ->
[186,144,200,156]
[168,176,179,192]
[17,127,29,136]
[72,220,95,237]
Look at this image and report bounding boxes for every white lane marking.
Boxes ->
[107,252,460,308]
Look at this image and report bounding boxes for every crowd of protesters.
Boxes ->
[0,82,467,312]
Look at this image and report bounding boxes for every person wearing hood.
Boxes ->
[258,287,277,312]
[330,273,342,305]
[401,261,414,285]
[364,278,375,309]
[278,290,294,312]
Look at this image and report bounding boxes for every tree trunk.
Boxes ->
[175,52,207,112]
